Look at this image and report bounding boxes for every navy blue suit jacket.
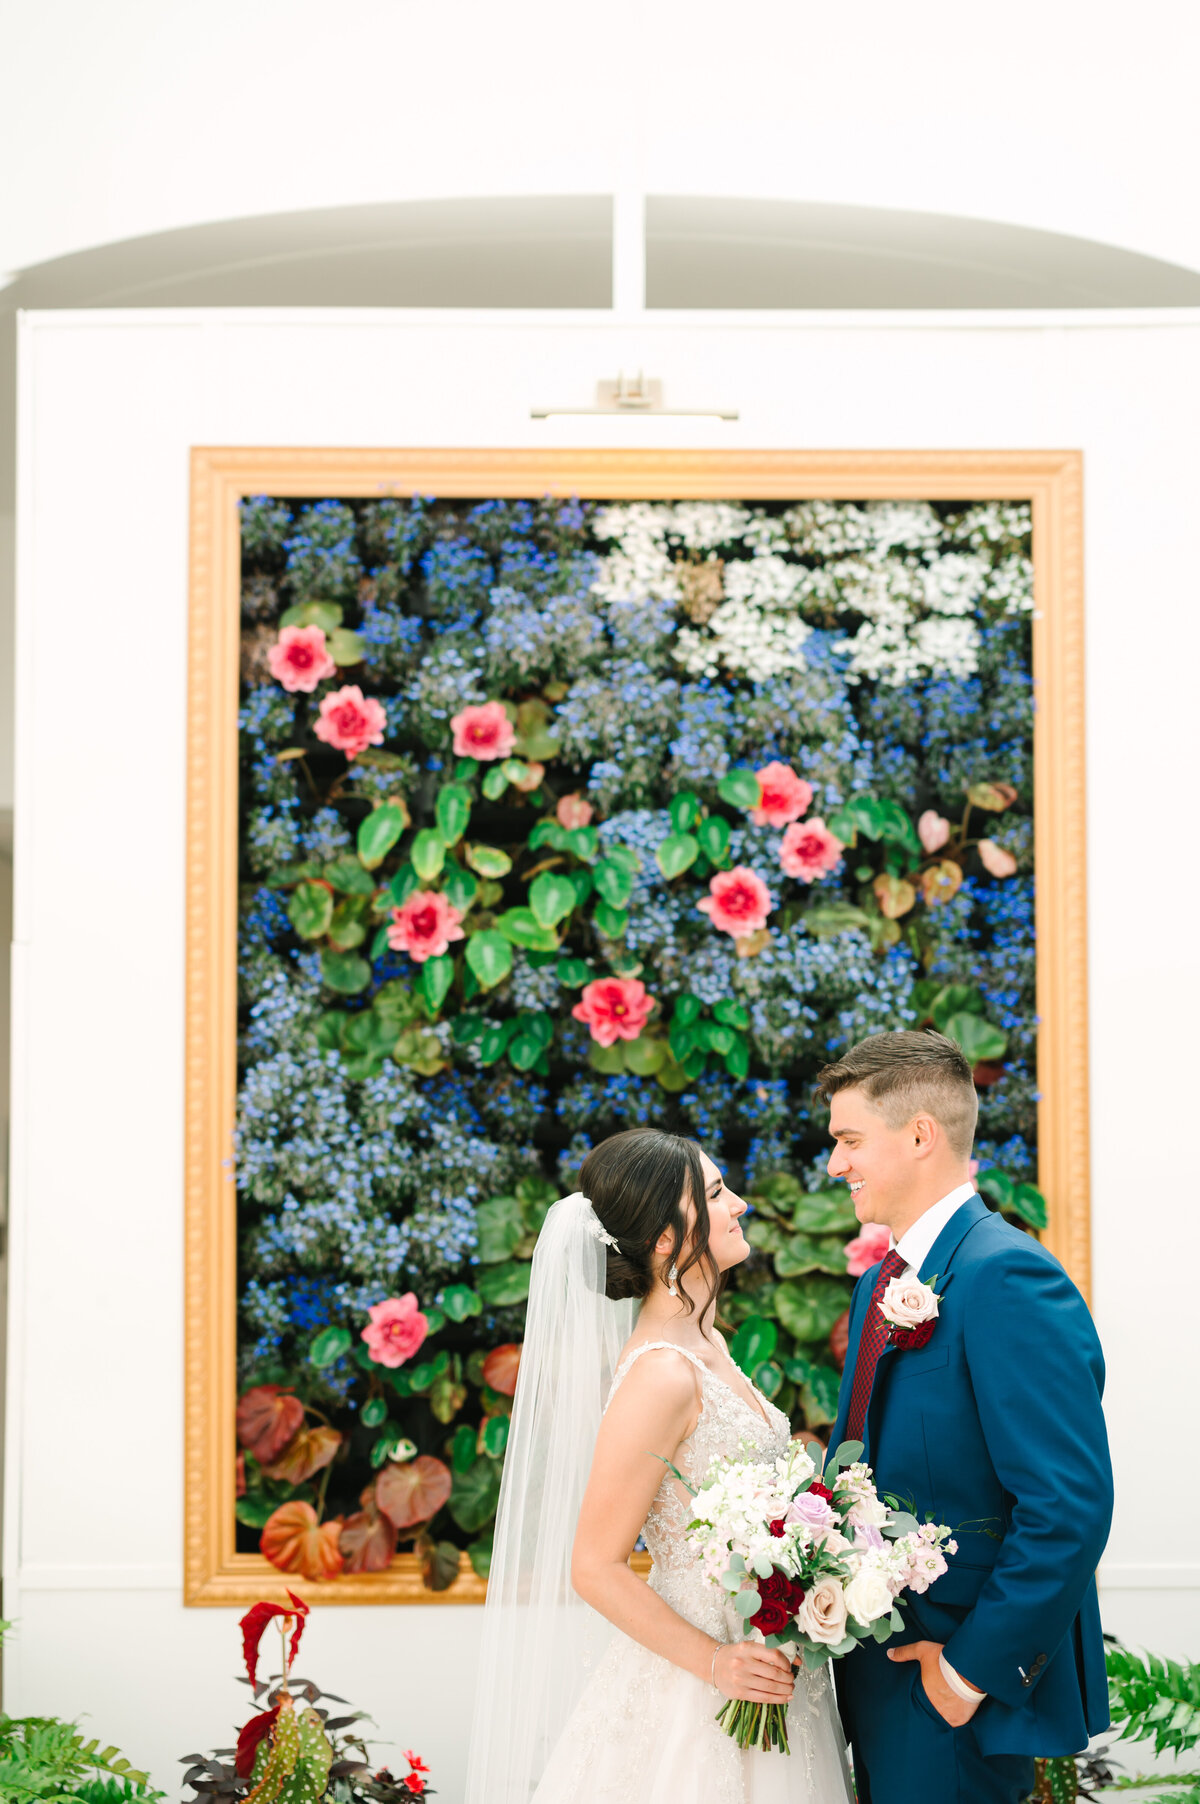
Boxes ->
[830,1194,1113,1759]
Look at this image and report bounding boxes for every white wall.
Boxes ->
[9,306,1200,1797]
[3,0,1200,279]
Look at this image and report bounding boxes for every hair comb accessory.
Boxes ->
[583,1208,620,1253]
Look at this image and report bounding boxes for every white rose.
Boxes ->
[796,1576,848,1646]
[880,1275,939,1328]
[844,1567,894,1626]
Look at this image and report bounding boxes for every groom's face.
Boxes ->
[825,1087,914,1230]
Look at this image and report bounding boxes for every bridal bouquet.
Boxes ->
[684,1437,956,1754]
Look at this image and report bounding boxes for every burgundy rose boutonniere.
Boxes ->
[879,1272,946,1350]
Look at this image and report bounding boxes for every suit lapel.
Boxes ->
[863,1193,990,1456]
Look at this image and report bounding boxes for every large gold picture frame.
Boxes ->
[186,448,1087,1606]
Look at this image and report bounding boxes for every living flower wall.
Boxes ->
[234,493,1043,1590]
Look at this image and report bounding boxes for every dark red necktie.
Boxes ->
[845,1249,908,1444]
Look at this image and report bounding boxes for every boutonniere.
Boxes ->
[879,1271,950,1350]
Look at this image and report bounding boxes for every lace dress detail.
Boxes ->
[531,1340,854,1804]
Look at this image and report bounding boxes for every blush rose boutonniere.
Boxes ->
[879,1272,945,1350]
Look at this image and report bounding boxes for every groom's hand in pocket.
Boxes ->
[887,1641,981,1727]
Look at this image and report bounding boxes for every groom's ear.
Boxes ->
[910,1112,940,1158]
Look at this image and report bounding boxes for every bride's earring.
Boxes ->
[668,1262,679,1297]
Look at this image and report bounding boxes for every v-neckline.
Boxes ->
[708,1358,771,1428]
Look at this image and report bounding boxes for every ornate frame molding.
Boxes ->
[186,448,1087,1606]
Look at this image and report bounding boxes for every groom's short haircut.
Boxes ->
[815,1030,978,1157]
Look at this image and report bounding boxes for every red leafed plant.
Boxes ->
[180,1594,435,1804]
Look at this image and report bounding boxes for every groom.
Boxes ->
[820,1030,1112,1804]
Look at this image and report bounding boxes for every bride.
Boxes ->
[465,1126,854,1804]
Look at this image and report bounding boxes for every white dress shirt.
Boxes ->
[890,1179,987,1710]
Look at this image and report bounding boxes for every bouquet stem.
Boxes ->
[714,1698,791,1754]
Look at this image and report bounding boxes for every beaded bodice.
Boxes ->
[604,1338,793,1638]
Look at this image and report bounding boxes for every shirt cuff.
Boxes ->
[939,1653,986,1709]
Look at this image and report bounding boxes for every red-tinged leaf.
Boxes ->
[239,1590,310,1686]
[339,1489,399,1573]
[375,1455,453,1531]
[828,1308,851,1373]
[236,1707,279,1779]
[481,1343,521,1397]
[262,1425,342,1485]
[237,1385,305,1464]
[236,1451,247,1498]
[972,1060,1007,1088]
[260,1503,345,1581]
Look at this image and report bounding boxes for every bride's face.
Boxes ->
[692,1151,751,1273]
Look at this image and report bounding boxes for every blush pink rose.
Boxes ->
[918,810,952,854]
[572,977,655,1047]
[698,866,772,938]
[751,762,813,828]
[362,1294,429,1368]
[844,1221,892,1277]
[450,701,516,762]
[978,838,1017,878]
[556,793,594,830]
[778,819,844,883]
[387,891,466,963]
[268,624,337,693]
[314,684,388,759]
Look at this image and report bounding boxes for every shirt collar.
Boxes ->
[892,1181,978,1275]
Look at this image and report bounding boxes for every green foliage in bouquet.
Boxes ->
[235,494,1041,1586]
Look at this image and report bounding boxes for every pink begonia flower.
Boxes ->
[387,891,466,963]
[978,838,1018,878]
[750,762,813,828]
[844,1221,892,1277]
[313,685,387,759]
[778,819,844,883]
[918,810,952,854]
[362,1294,429,1368]
[572,977,655,1047]
[450,701,516,762]
[786,1490,837,1534]
[698,866,772,938]
[556,793,594,830]
[268,624,337,694]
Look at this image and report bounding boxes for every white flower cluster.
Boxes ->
[589,497,1032,690]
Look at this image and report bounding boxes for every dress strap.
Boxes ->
[606,1339,711,1405]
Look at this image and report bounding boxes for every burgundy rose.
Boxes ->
[759,1569,791,1603]
[785,1579,808,1611]
[749,1596,792,1637]
[809,1482,835,1503]
[768,1517,787,1538]
[888,1319,937,1351]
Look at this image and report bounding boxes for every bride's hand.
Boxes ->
[711,1641,796,1704]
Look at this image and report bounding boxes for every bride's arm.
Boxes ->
[570,1350,795,1706]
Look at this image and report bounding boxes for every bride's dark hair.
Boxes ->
[578,1127,719,1319]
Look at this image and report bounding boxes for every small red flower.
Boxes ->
[405,1777,426,1797]
[888,1318,937,1351]
[404,1752,431,1775]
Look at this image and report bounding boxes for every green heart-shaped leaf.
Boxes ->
[279,600,343,633]
[288,880,333,940]
[594,858,635,908]
[328,626,366,666]
[466,844,513,879]
[496,907,558,951]
[669,791,701,832]
[529,871,578,928]
[656,833,700,880]
[357,803,408,871]
[697,815,732,864]
[465,931,513,990]
[319,949,372,994]
[410,829,446,882]
[436,783,472,845]
[717,769,763,811]
[418,954,455,1016]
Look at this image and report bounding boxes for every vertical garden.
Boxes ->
[233,494,1042,1589]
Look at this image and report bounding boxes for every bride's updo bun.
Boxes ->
[579,1128,718,1318]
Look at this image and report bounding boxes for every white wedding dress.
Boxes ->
[532,1340,856,1804]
